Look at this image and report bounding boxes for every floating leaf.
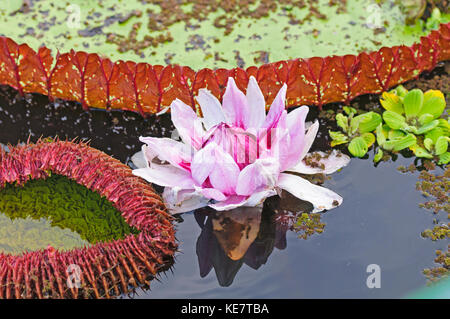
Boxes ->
[335,113,348,132]
[380,92,404,114]
[438,152,450,165]
[388,129,406,140]
[374,149,383,163]
[376,124,387,145]
[362,133,376,147]
[383,110,407,130]
[329,131,349,147]
[348,136,368,157]
[384,133,417,151]
[403,89,423,119]
[343,106,357,116]
[425,127,446,143]
[418,113,435,126]
[357,112,382,133]
[424,138,434,151]
[392,85,408,97]
[419,96,446,119]
[434,136,448,155]
[416,119,439,135]
[411,144,433,158]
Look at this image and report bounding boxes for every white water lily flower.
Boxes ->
[133,76,350,214]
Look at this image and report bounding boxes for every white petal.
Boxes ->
[288,150,351,175]
[132,165,195,189]
[298,120,319,161]
[163,187,210,214]
[139,136,192,170]
[277,173,342,212]
[245,76,266,129]
[196,89,227,130]
[130,150,147,169]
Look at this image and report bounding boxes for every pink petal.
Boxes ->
[280,105,309,170]
[171,99,204,149]
[262,83,287,130]
[139,136,192,171]
[195,89,227,130]
[196,187,228,201]
[277,172,343,212]
[222,77,248,128]
[298,120,319,161]
[208,142,240,194]
[244,76,266,129]
[236,158,280,196]
[133,165,195,188]
[190,142,217,185]
[209,189,276,211]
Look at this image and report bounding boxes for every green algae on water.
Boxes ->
[0,174,138,255]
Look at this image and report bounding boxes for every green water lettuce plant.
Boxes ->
[380,87,446,135]
[379,85,449,163]
[329,106,382,157]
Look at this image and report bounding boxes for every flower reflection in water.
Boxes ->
[194,193,319,287]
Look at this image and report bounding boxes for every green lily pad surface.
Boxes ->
[0,0,447,70]
[0,174,137,255]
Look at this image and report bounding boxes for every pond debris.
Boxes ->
[421,223,450,241]
[416,166,449,214]
[423,245,450,284]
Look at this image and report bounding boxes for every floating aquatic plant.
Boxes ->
[133,77,350,214]
[0,22,448,115]
[0,139,176,299]
[423,245,450,284]
[329,106,382,157]
[379,85,449,163]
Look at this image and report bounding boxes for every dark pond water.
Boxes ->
[0,86,447,298]
[136,154,446,299]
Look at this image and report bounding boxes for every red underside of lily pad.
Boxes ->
[0,23,448,115]
[0,139,177,299]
